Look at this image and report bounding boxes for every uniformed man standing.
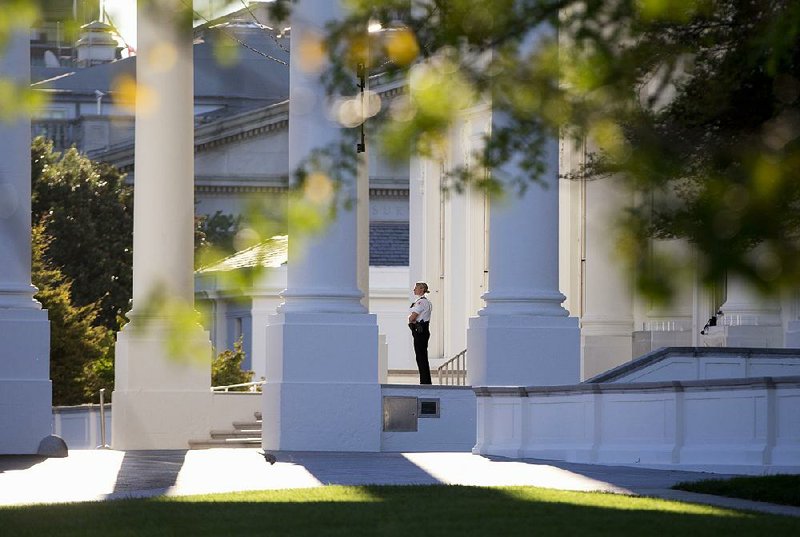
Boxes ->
[408,281,432,384]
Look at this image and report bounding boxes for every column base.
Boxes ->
[262,312,380,452]
[467,314,580,386]
[785,320,800,348]
[581,317,634,379]
[724,325,784,348]
[633,330,692,357]
[0,309,52,455]
[262,381,381,452]
[582,334,634,380]
[112,320,212,450]
[111,389,212,449]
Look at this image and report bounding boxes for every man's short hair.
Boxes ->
[416,281,429,293]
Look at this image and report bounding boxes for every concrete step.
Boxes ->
[211,430,260,439]
[188,410,264,449]
[188,438,261,449]
[233,421,262,430]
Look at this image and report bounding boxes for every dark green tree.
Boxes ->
[195,210,241,268]
[32,223,113,406]
[31,137,134,330]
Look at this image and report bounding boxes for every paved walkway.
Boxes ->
[0,449,798,517]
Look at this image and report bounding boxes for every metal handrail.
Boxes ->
[97,388,110,449]
[211,380,266,393]
[437,349,467,386]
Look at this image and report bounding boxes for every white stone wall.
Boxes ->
[195,130,289,178]
[590,348,800,383]
[474,377,800,470]
[52,392,260,450]
[381,385,476,452]
[52,405,111,450]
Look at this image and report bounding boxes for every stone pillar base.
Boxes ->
[0,378,52,454]
[632,330,693,358]
[111,390,212,449]
[785,320,800,348]
[582,334,634,380]
[262,312,380,452]
[467,314,580,386]
[112,321,212,450]
[724,325,784,348]
[0,309,51,454]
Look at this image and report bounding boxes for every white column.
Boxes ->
[409,151,444,367]
[581,174,634,378]
[467,113,580,386]
[0,30,53,455]
[112,0,212,450]
[262,0,380,452]
[784,291,800,348]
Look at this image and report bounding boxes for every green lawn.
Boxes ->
[1,485,798,536]
[673,474,800,507]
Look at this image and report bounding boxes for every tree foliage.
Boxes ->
[195,210,241,268]
[31,137,134,330]
[269,0,800,300]
[30,138,246,399]
[32,223,113,406]
[211,337,254,389]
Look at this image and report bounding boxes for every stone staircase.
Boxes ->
[188,411,262,449]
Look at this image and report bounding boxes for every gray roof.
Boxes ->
[34,23,289,105]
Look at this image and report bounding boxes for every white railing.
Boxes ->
[211,380,266,393]
[437,349,467,386]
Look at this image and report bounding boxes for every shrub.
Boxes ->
[211,337,254,389]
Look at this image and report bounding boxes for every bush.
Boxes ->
[211,338,254,389]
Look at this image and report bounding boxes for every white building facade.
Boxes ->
[1,0,798,470]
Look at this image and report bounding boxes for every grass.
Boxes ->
[1,485,799,537]
[673,474,800,507]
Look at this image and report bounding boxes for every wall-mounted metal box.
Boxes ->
[383,396,418,432]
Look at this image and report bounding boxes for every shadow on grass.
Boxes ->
[673,474,800,507]
[1,485,798,537]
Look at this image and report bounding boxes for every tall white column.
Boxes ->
[0,30,53,455]
[467,113,580,386]
[784,291,800,347]
[262,0,380,452]
[409,151,445,366]
[112,0,212,450]
[581,174,634,378]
